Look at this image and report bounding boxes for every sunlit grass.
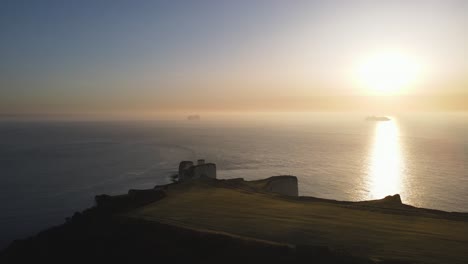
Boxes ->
[129,180,468,264]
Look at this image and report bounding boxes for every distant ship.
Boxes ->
[365,116,390,121]
[187,115,200,121]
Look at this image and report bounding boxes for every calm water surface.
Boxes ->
[0,113,467,248]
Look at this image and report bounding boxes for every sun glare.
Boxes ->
[357,52,421,95]
[367,120,404,199]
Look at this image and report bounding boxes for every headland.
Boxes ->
[1,160,467,263]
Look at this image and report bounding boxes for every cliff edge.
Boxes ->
[2,175,468,264]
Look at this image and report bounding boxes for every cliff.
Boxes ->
[2,176,468,264]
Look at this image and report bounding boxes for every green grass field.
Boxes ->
[128,179,468,264]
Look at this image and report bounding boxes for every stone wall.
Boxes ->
[192,163,216,179]
[178,161,194,181]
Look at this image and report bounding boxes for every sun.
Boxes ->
[356,51,421,95]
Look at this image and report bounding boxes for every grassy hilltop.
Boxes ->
[2,177,468,264]
[129,178,468,264]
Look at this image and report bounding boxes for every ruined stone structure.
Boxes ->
[178,159,216,181]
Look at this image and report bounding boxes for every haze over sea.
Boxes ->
[0,112,467,248]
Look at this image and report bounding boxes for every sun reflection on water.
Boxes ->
[367,120,404,200]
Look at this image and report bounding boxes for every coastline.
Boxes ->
[2,175,468,263]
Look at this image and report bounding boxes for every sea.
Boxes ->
[0,112,467,248]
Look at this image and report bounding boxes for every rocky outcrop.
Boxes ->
[382,194,402,204]
[187,114,200,121]
[261,176,299,197]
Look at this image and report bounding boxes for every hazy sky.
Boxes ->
[1,0,467,116]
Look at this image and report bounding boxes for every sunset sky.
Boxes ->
[1,0,467,117]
